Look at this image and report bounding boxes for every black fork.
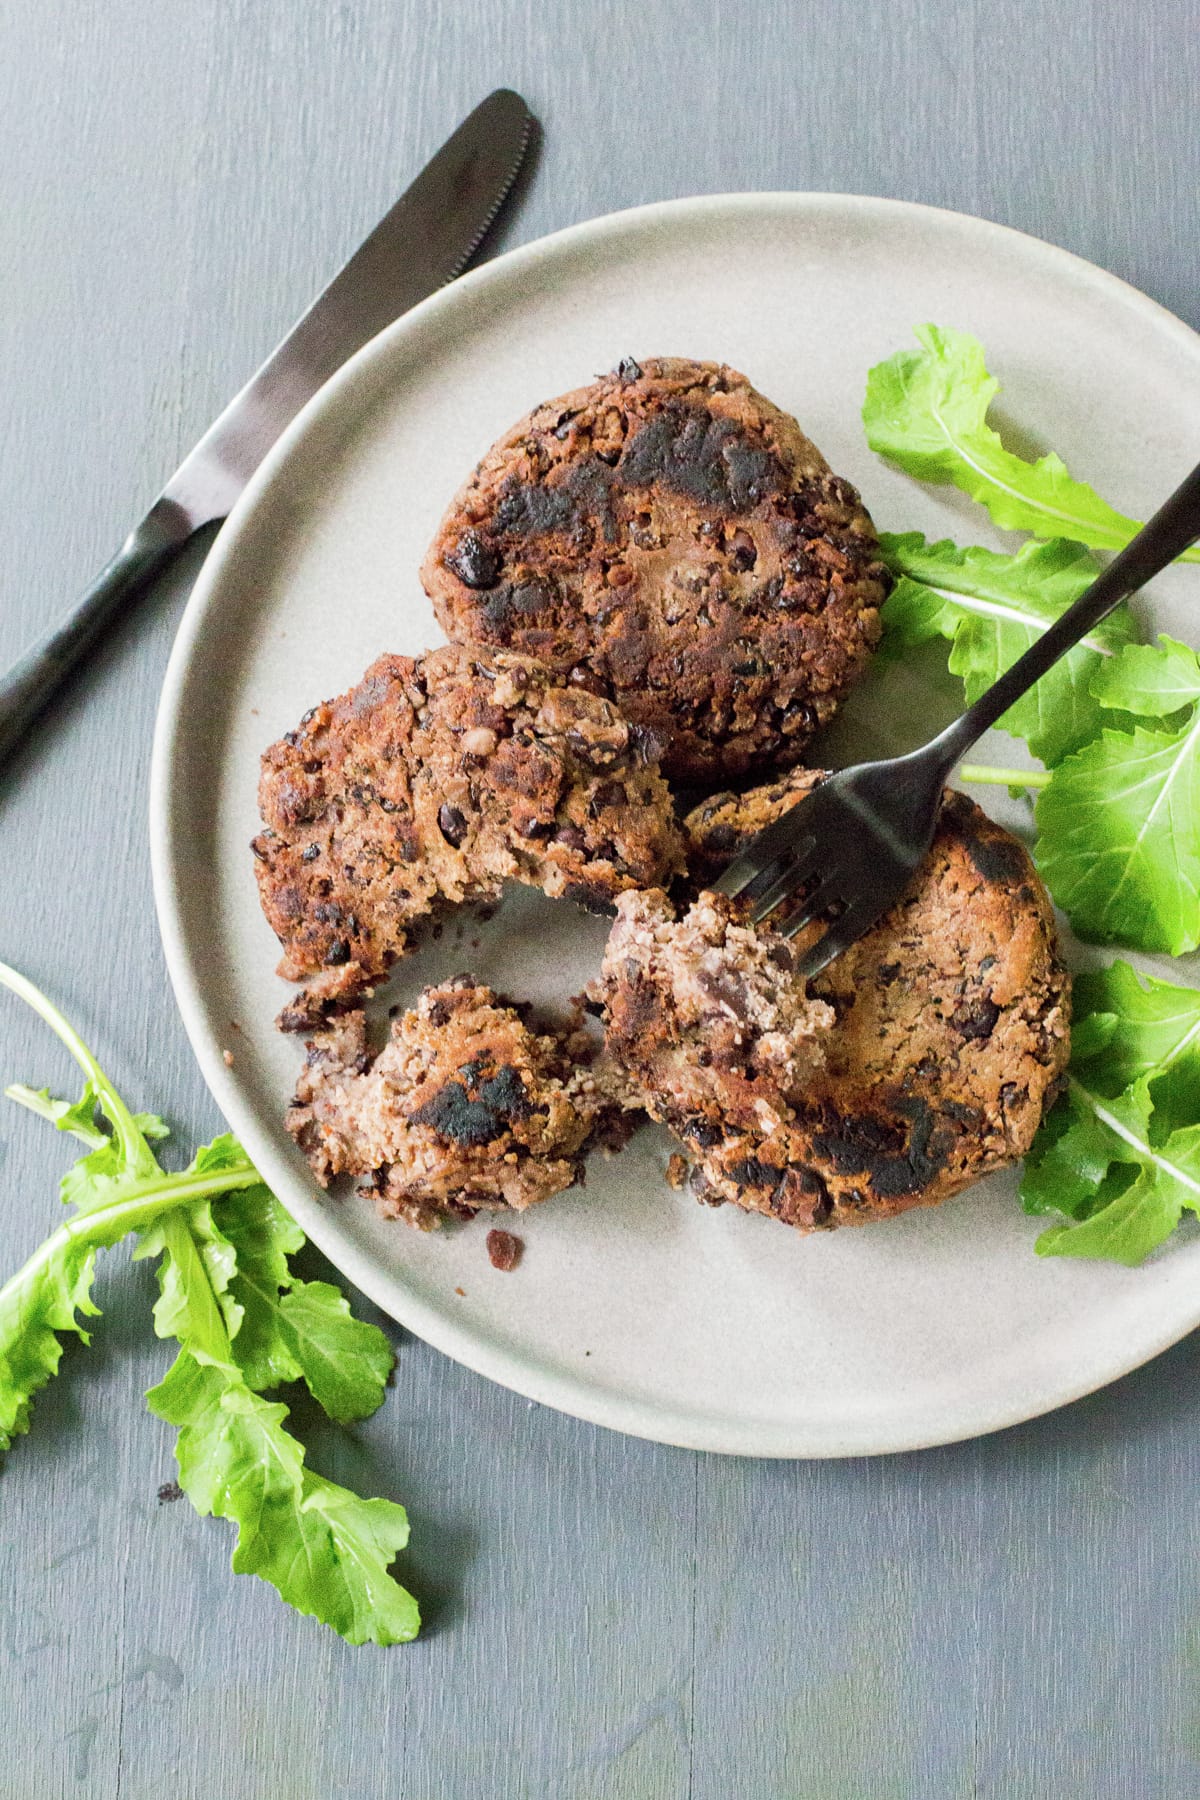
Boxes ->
[713,456,1200,980]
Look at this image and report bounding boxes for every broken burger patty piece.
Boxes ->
[591,778,1071,1233]
[590,889,834,1141]
[253,643,683,1026]
[422,356,889,784]
[286,976,610,1231]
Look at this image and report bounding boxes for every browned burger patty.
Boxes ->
[253,644,683,1027]
[421,357,889,784]
[287,977,608,1230]
[588,771,1070,1234]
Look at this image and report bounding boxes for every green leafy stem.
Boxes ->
[0,961,419,1644]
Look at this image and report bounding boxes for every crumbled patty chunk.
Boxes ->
[286,977,609,1230]
[253,643,682,1026]
[486,1228,523,1270]
[422,357,889,783]
[589,774,1071,1233]
[591,889,833,1145]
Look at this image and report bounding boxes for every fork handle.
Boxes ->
[929,456,1200,771]
[0,496,194,769]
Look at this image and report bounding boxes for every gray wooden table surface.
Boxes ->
[3,2,1200,1795]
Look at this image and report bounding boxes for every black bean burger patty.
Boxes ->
[587,770,1071,1235]
[421,357,890,784]
[252,643,682,1030]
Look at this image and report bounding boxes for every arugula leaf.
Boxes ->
[147,1185,415,1638]
[217,1185,392,1421]
[1068,961,1200,1110]
[863,324,1200,562]
[275,1281,394,1423]
[1024,1075,1200,1264]
[879,532,1134,763]
[0,1213,105,1448]
[140,1203,244,1367]
[0,970,261,1449]
[1090,632,1200,718]
[0,962,418,1643]
[135,1141,260,1362]
[1022,961,1200,1262]
[213,1184,306,1392]
[144,1170,411,1640]
[149,1354,417,1645]
[0,1137,262,1450]
[7,1083,169,1154]
[1034,639,1200,953]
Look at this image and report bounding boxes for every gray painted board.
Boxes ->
[2,1,1200,1795]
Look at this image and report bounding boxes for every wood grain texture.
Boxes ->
[3,0,1200,1794]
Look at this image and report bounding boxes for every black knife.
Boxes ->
[0,88,534,768]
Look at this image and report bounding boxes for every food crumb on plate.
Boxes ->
[157,1480,183,1504]
[486,1228,523,1271]
[454,1286,466,1297]
[222,1048,234,1067]
[666,1152,688,1190]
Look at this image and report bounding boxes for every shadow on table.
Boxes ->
[288,1239,478,1638]
[940,1327,1200,1473]
[748,1325,1200,1495]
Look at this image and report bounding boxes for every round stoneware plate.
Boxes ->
[151,193,1200,1457]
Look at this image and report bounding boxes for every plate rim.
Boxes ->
[150,189,1200,1458]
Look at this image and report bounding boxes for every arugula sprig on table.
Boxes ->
[0,963,419,1645]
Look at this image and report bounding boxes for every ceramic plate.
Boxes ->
[150,193,1200,1457]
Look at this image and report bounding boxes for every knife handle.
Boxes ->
[0,496,195,769]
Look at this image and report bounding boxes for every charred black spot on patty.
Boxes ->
[965,833,1028,886]
[409,1061,536,1148]
[409,1082,508,1145]
[494,460,621,545]
[951,996,1001,1041]
[480,579,555,629]
[475,1065,533,1120]
[618,402,786,511]
[941,795,1031,886]
[727,1156,786,1190]
[446,529,501,590]
[807,1095,950,1199]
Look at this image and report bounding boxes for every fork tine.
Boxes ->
[711,834,812,903]
[709,802,817,901]
[710,848,780,902]
[786,897,878,971]
[787,924,842,977]
[745,843,826,923]
[761,870,845,934]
